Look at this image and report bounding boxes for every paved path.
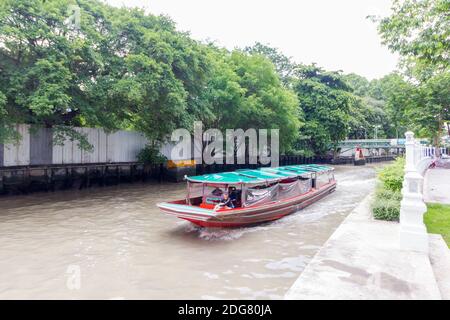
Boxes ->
[285,194,442,300]
[424,168,450,204]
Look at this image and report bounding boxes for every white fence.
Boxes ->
[2,124,30,166]
[398,131,444,253]
[414,143,448,175]
[52,128,148,165]
[1,124,182,167]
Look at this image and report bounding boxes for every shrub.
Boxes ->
[137,144,167,165]
[377,157,405,192]
[375,185,402,202]
[372,197,401,221]
[372,157,405,221]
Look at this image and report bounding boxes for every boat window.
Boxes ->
[243,184,278,207]
[203,186,225,205]
[299,178,312,193]
[278,178,312,200]
[316,172,330,188]
[278,180,300,200]
[187,182,203,198]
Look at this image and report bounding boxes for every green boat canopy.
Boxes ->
[186,164,333,184]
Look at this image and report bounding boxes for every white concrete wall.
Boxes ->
[3,124,30,166]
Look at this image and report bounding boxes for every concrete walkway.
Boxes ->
[285,195,443,300]
[424,168,450,204]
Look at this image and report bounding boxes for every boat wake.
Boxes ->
[179,220,273,241]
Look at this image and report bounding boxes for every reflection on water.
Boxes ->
[0,164,380,299]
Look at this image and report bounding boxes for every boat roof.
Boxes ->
[186,164,333,184]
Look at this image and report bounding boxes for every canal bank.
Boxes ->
[0,156,395,195]
[0,165,380,299]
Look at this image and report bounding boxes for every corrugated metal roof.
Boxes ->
[186,164,332,184]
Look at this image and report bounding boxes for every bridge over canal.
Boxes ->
[336,139,407,157]
[338,139,406,151]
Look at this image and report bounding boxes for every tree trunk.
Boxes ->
[434,116,443,158]
[433,135,441,158]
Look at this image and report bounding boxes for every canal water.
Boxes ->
[0,164,380,299]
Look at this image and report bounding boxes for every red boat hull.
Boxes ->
[157,181,336,228]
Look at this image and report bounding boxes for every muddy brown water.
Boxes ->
[0,164,381,299]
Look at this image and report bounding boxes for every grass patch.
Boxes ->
[424,203,450,247]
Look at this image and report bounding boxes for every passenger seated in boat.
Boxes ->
[211,187,223,196]
[229,187,239,207]
[217,192,234,209]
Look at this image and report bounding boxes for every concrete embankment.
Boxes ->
[285,193,446,300]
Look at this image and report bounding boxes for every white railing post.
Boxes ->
[399,131,428,253]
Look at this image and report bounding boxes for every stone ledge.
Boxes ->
[285,193,442,300]
[429,234,450,300]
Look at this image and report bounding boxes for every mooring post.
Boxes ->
[103,165,107,185]
[49,167,54,191]
[86,166,90,188]
[399,131,428,253]
[44,167,49,191]
[159,163,164,183]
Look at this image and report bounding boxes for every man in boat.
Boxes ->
[211,187,223,196]
[229,186,239,207]
[217,192,234,209]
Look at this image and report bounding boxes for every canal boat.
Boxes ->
[157,164,336,228]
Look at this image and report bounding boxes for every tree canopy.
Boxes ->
[376,0,449,77]
[0,0,300,153]
[1,0,445,158]
[291,65,355,155]
[375,0,449,145]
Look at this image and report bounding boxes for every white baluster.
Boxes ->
[399,131,428,253]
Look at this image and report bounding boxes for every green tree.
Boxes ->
[343,73,371,97]
[347,96,393,140]
[375,0,449,75]
[0,90,18,143]
[412,72,450,146]
[293,65,355,155]
[201,48,301,153]
[372,74,415,138]
[0,0,211,147]
[244,42,297,86]
[374,0,449,145]
[0,0,301,155]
